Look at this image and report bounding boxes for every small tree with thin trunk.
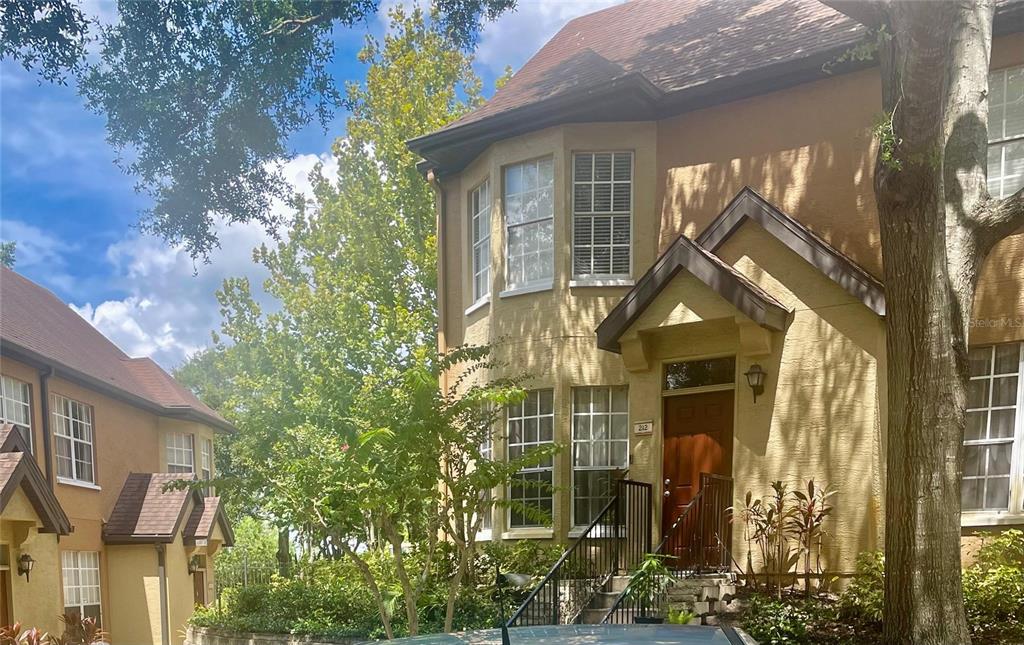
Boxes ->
[821,2,1024,643]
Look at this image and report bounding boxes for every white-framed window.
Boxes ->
[963,342,1023,514]
[572,386,629,527]
[504,157,554,291]
[507,389,554,528]
[62,550,101,625]
[52,394,94,484]
[201,438,213,480]
[572,152,632,277]
[0,375,32,452]
[166,432,195,474]
[470,180,492,303]
[988,66,1024,199]
[479,431,493,532]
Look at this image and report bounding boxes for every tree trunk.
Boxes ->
[340,542,394,640]
[444,540,469,633]
[384,519,420,636]
[277,527,291,577]
[821,1,1024,641]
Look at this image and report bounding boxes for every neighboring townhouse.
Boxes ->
[0,267,233,643]
[409,0,1024,578]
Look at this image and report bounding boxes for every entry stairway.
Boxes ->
[507,473,734,627]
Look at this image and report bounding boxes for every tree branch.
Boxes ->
[818,0,890,29]
[264,13,329,37]
[975,187,1024,256]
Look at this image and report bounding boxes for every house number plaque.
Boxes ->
[633,420,653,435]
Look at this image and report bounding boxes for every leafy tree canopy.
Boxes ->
[1,0,513,261]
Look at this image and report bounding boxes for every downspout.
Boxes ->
[157,544,170,645]
[38,366,54,486]
[428,168,450,393]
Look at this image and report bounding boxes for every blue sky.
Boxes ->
[0,0,620,370]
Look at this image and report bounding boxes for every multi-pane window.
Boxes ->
[470,180,491,303]
[479,431,493,532]
[664,356,736,391]
[504,158,554,291]
[573,152,632,277]
[62,551,101,624]
[963,343,1023,512]
[507,390,554,528]
[572,387,629,527]
[201,438,213,480]
[52,394,94,484]
[0,375,32,452]
[166,432,194,474]
[988,66,1024,198]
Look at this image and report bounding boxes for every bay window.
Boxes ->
[988,66,1024,198]
[963,342,1023,515]
[572,152,632,278]
[504,157,554,292]
[52,394,95,485]
[0,375,32,452]
[166,432,195,474]
[572,386,629,527]
[507,389,554,528]
[470,180,491,303]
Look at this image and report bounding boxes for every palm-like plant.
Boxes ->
[789,479,836,598]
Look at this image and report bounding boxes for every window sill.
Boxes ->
[57,477,101,491]
[569,278,635,288]
[465,297,490,316]
[962,512,1024,528]
[499,282,553,299]
[501,528,554,540]
[475,529,493,542]
[568,526,626,540]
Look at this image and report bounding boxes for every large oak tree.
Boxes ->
[825,1,1024,643]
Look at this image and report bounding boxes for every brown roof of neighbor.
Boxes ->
[408,0,1024,172]
[104,472,233,545]
[0,424,73,534]
[0,266,233,432]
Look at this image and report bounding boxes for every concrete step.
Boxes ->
[607,575,632,592]
[590,591,621,609]
[581,608,613,624]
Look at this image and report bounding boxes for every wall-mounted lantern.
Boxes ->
[17,553,35,582]
[744,364,767,403]
[188,556,201,575]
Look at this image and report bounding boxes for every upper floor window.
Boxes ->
[963,343,1023,514]
[166,432,195,474]
[52,394,95,485]
[470,180,491,303]
[988,66,1024,198]
[62,550,102,624]
[504,157,554,291]
[201,437,213,481]
[573,152,632,278]
[1,375,32,452]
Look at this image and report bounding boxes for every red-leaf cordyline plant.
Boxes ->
[788,479,836,598]
[1,615,106,645]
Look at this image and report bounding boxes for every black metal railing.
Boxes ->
[600,473,733,624]
[507,479,651,627]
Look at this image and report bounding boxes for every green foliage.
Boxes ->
[77,0,511,260]
[0,241,15,269]
[741,596,813,645]
[625,553,672,613]
[838,551,884,625]
[667,608,695,625]
[873,113,903,172]
[0,0,88,83]
[963,530,1024,643]
[213,517,280,581]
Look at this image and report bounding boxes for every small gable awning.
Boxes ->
[104,472,234,546]
[597,234,790,353]
[0,424,72,535]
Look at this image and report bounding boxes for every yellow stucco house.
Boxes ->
[0,267,234,643]
[408,0,1024,582]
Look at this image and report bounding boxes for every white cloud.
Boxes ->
[474,0,624,76]
[70,152,337,370]
[0,219,79,292]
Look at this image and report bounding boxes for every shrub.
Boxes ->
[963,529,1024,643]
[838,550,884,625]
[741,595,813,644]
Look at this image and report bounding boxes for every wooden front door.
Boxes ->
[193,570,206,606]
[0,570,10,625]
[661,389,734,536]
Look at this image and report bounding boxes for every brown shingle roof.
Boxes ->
[0,424,72,534]
[103,472,196,543]
[0,267,233,432]
[183,496,234,546]
[447,0,861,131]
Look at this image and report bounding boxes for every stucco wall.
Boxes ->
[1,488,63,632]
